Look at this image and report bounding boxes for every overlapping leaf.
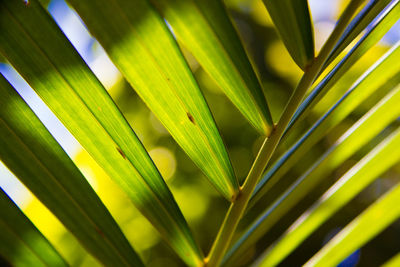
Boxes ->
[251,42,400,207]
[151,0,274,135]
[304,181,400,267]
[0,75,143,266]
[257,127,400,266]
[0,1,202,265]
[223,86,400,265]
[0,188,67,267]
[286,0,400,134]
[324,0,392,68]
[65,0,238,201]
[383,253,400,267]
[262,0,315,69]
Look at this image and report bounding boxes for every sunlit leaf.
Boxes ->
[251,42,400,207]
[262,0,315,69]
[304,181,400,267]
[0,188,67,267]
[0,1,202,265]
[324,0,392,68]
[152,0,274,135]
[0,75,143,266]
[223,86,400,265]
[0,0,398,265]
[65,0,238,202]
[286,0,400,135]
[257,127,400,266]
[382,253,400,267]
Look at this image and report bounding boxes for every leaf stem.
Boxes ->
[205,1,363,266]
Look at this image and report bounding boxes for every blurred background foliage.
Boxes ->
[0,0,399,266]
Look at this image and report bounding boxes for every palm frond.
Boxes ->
[0,0,398,266]
[224,85,400,265]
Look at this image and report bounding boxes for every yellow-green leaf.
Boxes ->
[65,0,238,201]
[382,253,400,267]
[258,127,400,267]
[262,0,315,69]
[287,0,400,133]
[304,181,400,267]
[0,188,67,267]
[152,0,274,135]
[324,0,392,68]
[0,75,143,266]
[223,85,400,265]
[251,42,400,208]
[0,1,202,265]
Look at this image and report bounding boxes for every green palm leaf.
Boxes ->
[324,0,392,68]
[224,85,400,265]
[65,0,238,201]
[262,0,315,70]
[257,127,400,266]
[287,0,400,134]
[0,0,398,265]
[0,188,67,267]
[0,75,143,266]
[251,42,400,207]
[0,1,202,265]
[383,253,400,267]
[151,0,273,135]
[304,180,400,267]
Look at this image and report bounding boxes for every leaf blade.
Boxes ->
[262,0,315,69]
[0,188,67,267]
[251,42,400,208]
[258,127,400,267]
[223,85,400,265]
[152,0,274,135]
[0,75,143,266]
[304,180,400,267]
[324,0,392,69]
[382,253,400,267]
[286,0,400,135]
[0,1,203,265]
[65,0,239,201]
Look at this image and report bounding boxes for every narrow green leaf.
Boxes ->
[324,0,392,69]
[65,0,238,202]
[223,86,400,265]
[151,0,273,135]
[0,1,202,265]
[251,42,400,207]
[262,0,315,69]
[286,0,400,134]
[0,188,67,267]
[382,253,400,267]
[0,75,143,266]
[304,181,400,267]
[257,127,400,267]
[206,3,366,266]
